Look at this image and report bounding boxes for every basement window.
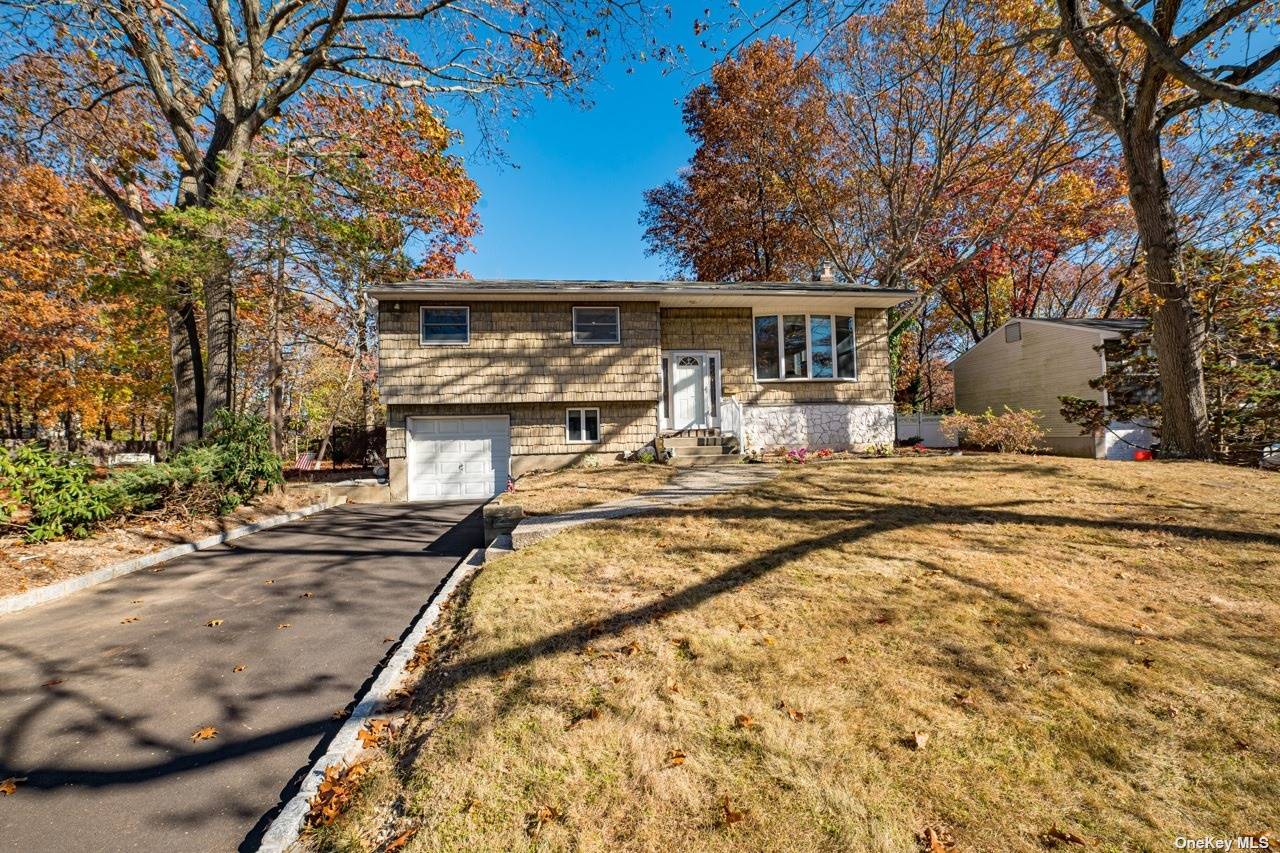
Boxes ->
[566,408,600,443]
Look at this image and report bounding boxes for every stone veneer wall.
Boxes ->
[742,403,895,451]
[659,307,893,405]
[385,401,656,459]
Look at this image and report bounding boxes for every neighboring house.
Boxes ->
[951,317,1154,459]
[371,278,912,501]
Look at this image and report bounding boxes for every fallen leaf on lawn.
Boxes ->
[232,665,245,673]
[834,655,851,664]
[1042,827,1092,846]
[777,701,805,721]
[760,634,776,646]
[921,825,956,853]
[356,718,390,748]
[667,749,686,766]
[733,714,755,730]
[277,623,291,629]
[205,619,223,627]
[299,592,314,599]
[911,731,930,750]
[0,777,23,796]
[1014,661,1033,673]
[384,826,419,851]
[665,680,680,693]
[721,796,748,827]
[1133,637,1148,645]
[953,691,974,707]
[1141,657,1156,668]
[307,762,368,827]
[566,707,602,730]
[873,614,893,625]
[120,616,140,624]
[41,678,64,688]
[191,726,218,742]
[620,641,641,656]
[525,804,562,835]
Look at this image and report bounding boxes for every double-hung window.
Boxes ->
[420,306,469,345]
[572,307,620,344]
[754,313,857,381]
[566,408,600,443]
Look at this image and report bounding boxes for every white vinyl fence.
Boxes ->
[895,412,958,448]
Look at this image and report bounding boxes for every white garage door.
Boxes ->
[406,416,510,502]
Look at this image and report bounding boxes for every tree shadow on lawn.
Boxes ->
[397,492,1280,763]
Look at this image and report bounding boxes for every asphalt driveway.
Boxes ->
[0,501,482,852]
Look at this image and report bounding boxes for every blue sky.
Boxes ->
[450,11,717,281]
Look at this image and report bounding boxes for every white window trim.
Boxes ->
[572,306,621,345]
[752,312,858,383]
[565,407,601,444]
[419,305,470,346]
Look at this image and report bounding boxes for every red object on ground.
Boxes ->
[1133,450,1153,461]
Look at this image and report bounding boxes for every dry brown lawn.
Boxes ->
[314,456,1280,852]
[497,463,678,516]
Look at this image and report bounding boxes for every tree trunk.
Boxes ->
[168,291,204,448]
[1121,126,1213,459]
[203,261,236,421]
[266,251,285,453]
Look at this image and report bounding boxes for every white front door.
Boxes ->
[406,416,510,502]
[671,354,708,430]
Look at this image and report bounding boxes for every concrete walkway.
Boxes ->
[0,502,482,852]
[510,463,778,550]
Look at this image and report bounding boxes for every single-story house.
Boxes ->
[950,317,1154,458]
[371,278,913,501]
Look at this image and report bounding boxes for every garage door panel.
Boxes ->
[406,416,509,502]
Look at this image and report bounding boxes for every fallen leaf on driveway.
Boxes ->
[130,599,143,604]
[277,623,291,629]
[41,678,64,688]
[191,726,218,742]
[206,619,223,627]
[0,777,23,796]
[299,592,314,599]
[120,616,140,624]
[331,708,349,720]
[232,666,245,673]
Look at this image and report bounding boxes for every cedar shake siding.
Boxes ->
[386,401,656,460]
[659,307,893,405]
[379,299,660,406]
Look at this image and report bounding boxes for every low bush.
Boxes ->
[0,444,115,541]
[1,412,283,542]
[940,407,1046,454]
